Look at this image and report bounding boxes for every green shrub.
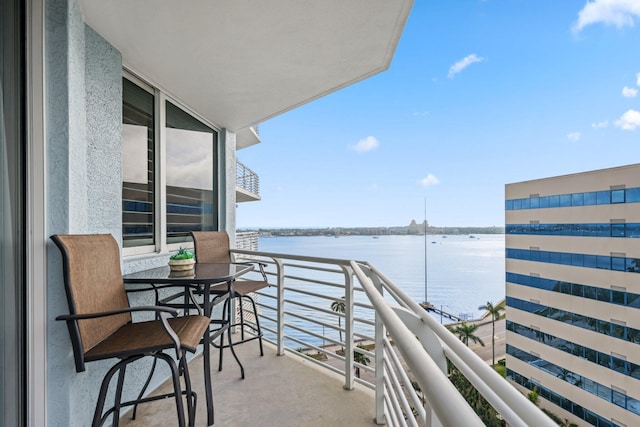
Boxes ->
[170,247,194,260]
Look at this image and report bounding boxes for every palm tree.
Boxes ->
[451,322,485,347]
[354,344,370,378]
[478,301,504,366]
[330,297,346,345]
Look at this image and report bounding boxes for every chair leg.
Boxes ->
[92,356,142,427]
[218,298,229,372]
[248,295,264,357]
[180,351,197,427]
[239,296,246,340]
[132,355,159,420]
[111,364,127,427]
[157,352,186,427]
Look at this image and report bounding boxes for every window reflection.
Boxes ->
[122,78,155,247]
[508,344,640,415]
[508,320,640,380]
[506,222,640,237]
[506,187,640,210]
[165,101,218,244]
[507,297,640,346]
[506,248,640,274]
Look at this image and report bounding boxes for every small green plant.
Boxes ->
[169,247,194,260]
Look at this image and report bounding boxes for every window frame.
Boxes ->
[122,70,222,257]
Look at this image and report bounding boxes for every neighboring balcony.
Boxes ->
[236,160,261,202]
[120,232,554,427]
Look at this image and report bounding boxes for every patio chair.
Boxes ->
[51,234,210,427]
[190,231,268,370]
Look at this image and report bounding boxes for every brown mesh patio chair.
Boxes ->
[51,234,210,427]
[190,231,268,370]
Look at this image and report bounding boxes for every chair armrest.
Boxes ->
[56,306,185,357]
[234,260,269,282]
[55,305,179,321]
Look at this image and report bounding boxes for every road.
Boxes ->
[467,318,506,365]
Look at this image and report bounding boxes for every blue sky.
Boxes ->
[236,0,640,229]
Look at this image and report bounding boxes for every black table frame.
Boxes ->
[123,262,253,426]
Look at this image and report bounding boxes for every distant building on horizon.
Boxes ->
[505,163,640,427]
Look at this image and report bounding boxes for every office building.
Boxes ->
[505,164,640,426]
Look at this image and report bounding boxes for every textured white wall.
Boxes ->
[45,1,237,425]
[46,1,125,425]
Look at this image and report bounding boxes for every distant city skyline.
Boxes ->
[236,1,640,229]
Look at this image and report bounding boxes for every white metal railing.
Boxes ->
[231,247,555,427]
[236,160,260,196]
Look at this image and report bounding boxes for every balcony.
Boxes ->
[236,160,261,202]
[119,234,554,426]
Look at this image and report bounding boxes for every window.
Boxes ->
[165,101,217,244]
[122,76,219,250]
[627,188,640,203]
[611,189,625,204]
[122,78,155,247]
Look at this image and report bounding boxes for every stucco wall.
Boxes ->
[45,1,238,425]
[46,0,124,425]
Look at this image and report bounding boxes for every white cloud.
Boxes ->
[622,86,638,97]
[615,109,640,130]
[592,120,609,129]
[447,54,485,78]
[567,132,582,142]
[349,136,379,153]
[412,111,430,117]
[418,173,440,188]
[573,0,640,32]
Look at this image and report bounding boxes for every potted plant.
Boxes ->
[168,247,195,271]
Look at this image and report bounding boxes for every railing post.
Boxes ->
[343,266,354,390]
[369,266,386,425]
[275,259,285,356]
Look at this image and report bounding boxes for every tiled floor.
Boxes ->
[119,338,377,427]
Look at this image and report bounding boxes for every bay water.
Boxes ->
[258,233,506,323]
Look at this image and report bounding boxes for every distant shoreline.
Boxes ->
[239,224,505,237]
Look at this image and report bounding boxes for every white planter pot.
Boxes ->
[168,258,195,271]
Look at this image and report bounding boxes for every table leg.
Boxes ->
[203,286,214,426]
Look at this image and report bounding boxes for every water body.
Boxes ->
[258,233,505,322]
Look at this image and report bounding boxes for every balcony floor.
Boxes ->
[119,337,377,426]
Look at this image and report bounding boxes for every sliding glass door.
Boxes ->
[1,0,26,425]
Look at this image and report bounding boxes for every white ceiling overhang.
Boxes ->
[78,0,413,132]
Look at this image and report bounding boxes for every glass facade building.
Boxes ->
[505,164,640,427]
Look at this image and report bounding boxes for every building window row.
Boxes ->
[506,223,640,238]
[505,187,640,211]
[507,345,640,416]
[506,297,640,344]
[506,248,640,273]
[506,272,640,308]
[507,368,621,426]
[506,320,640,379]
